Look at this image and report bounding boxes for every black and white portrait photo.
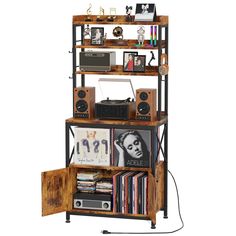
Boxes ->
[133,55,146,72]
[91,27,104,45]
[134,3,156,21]
[113,129,151,168]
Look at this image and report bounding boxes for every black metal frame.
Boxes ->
[67,21,169,223]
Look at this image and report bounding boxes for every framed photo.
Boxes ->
[123,51,138,72]
[133,55,146,72]
[113,129,151,168]
[91,27,104,45]
[74,127,111,166]
[134,3,156,22]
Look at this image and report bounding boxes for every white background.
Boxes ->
[0,0,236,235]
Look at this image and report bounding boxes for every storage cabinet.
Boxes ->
[42,14,168,229]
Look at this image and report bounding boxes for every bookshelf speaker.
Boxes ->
[73,87,95,119]
[136,88,157,121]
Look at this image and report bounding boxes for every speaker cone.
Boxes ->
[76,100,88,112]
[137,102,150,114]
[78,90,86,98]
[139,92,148,101]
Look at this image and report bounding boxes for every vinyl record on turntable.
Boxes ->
[95,78,136,120]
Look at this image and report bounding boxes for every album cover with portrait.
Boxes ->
[74,127,111,166]
[113,129,151,168]
[134,3,156,22]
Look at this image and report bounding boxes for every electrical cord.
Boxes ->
[101,170,184,234]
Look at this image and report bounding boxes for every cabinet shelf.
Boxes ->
[70,163,151,172]
[76,39,166,50]
[70,209,149,219]
[66,115,167,127]
[73,15,168,26]
[76,65,158,76]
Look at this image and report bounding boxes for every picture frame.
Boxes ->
[113,129,151,168]
[123,51,138,72]
[91,27,104,45]
[134,3,156,22]
[133,55,146,72]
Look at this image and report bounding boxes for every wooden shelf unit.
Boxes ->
[42,13,169,230]
[73,15,168,26]
[76,65,158,76]
[66,116,167,127]
[76,39,166,50]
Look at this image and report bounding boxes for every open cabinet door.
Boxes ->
[42,168,69,216]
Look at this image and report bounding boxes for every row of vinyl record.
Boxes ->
[113,171,148,215]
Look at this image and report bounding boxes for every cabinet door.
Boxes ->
[42,168,69,216]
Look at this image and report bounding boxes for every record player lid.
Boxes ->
[98,78,135,101]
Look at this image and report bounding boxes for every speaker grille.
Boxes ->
[95,104,129,120]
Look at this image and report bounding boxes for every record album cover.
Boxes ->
[74,127,111,166]
[113,129,151,168]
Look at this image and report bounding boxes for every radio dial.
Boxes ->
[75,201,82,207]
[103,202,109,209]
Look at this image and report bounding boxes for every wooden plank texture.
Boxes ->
[76,65,158,76]
[41,168,69,216]
[76,39,166,50]
[66,115,168,127]
[73,15,168,26]
[156,161,164,211]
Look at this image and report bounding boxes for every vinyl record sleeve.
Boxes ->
[74,127,111,166]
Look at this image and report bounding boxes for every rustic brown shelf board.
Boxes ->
[66,116,167,127]
[73,15,168,26]
[76,65,158,76]
[76,39,165,50]
[70,163,151,172]
[70,208,149,219]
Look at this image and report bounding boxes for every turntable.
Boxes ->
[95,79,136,120]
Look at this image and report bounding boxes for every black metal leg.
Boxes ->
[66,212,71,223]
[66,123,70,167]
[151,221,156,229]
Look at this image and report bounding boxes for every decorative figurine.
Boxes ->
[85,3,92,21]
[97,6,105,21]
[137,26,145,46]
[113,26,123,40]
[148,51,156,66]
[107,8,116,22]
[112,26,127,45]
[83,25,91,39]
[125,6,133,22]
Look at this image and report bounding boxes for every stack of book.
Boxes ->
[113,171,148,215]
[77,172,100,193]
[96,179,113,194]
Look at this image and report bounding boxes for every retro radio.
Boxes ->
[73,192,112,211]
[79,51,116,72]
